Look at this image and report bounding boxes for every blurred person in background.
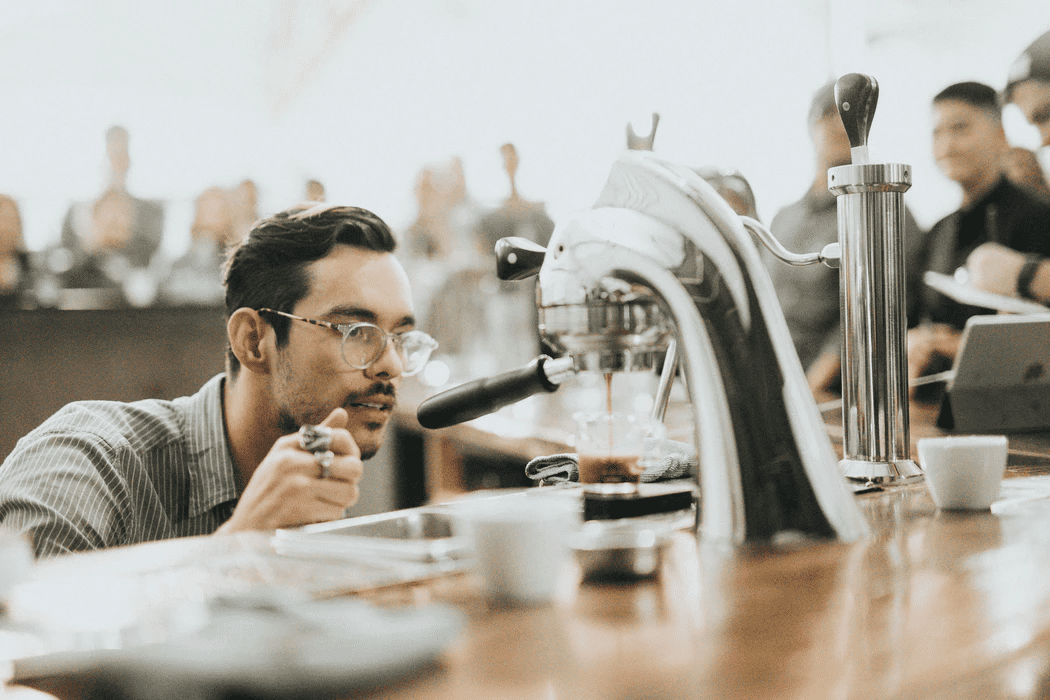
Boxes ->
[908,81,1050,384]
[399,159,485,345]
[305,178,326,202]
[767,82,924,394]
[1006,29,1050,149]
[0,194,34,308]
[401,162,479,264]
[231,178,260,241]
[962,30,1050,308]
[0,204,437,557]
[694,166,760,219]
[426,146,550,374]
[159,185,237,306]
[53,125,164,292]
[475,143,555,253]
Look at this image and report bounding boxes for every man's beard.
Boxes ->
[276,381,397,461]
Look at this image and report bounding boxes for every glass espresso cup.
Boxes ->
[574,412,665,492]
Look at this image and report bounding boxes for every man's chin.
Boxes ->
[352,422,388,461]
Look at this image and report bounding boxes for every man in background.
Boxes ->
[57,125,165,290]
[767,81,924,393]
[963,29,1050,307]
[1007,29,1050,150]
[909,81,1050,381]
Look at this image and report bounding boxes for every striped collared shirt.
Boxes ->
[0,374,238,557]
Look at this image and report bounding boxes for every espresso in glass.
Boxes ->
[578,454,643,484]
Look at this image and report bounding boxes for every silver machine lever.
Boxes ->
[741,217,840,269]
[828,73,922,484]
[742,74,921,486]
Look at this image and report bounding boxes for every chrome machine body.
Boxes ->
[536,149,868,545]
[829,163,920,482]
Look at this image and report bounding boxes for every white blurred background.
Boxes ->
[1,0,1048,258]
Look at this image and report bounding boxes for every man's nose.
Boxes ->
[365,338,404,379]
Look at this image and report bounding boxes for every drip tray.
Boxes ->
[582,481,696,521]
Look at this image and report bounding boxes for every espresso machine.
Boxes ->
[417,75,922,545]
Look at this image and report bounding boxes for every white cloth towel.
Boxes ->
[525,438,696,485]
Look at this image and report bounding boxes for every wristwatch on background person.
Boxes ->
[1017,254,1046,300]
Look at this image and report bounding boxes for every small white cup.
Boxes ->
[454,494,579,606]
[918,435,1009,510]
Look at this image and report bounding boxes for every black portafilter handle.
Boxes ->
[495,236,547,281]
[416,355,574,429]
[834,73,879,152]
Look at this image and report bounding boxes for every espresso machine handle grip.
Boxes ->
[416,355,573,429]
[495,237,547,280]
[834,73,878,165]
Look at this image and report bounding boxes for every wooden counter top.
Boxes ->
[354,470,1050,700]
[13,468,1050,700]
[372,386,1050,699]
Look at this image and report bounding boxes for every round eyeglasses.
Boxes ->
[257,308,439,376]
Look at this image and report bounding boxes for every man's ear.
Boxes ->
[227,308,274,375]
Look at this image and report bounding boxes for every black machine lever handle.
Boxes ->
[834,73,878,164]
[495,236,547,281]
[416,355,573,429]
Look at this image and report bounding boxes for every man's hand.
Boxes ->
[805,350,842,396]
[217,408,363,534]
[906,324,962,396]
[965,243,1027,298]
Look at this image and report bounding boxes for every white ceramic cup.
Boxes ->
[917,435,1009,510]
[454,494,579,606]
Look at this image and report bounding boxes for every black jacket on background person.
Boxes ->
[917,176,1050,329]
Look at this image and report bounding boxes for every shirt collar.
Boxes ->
[180,373,239,518]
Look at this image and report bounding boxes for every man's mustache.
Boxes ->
[346,381,397,406]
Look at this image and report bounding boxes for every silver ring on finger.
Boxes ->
[299,424,334,453]
[314,450,335,479]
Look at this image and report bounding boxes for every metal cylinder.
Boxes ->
[828,163,922,483]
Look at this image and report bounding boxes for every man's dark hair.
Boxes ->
[223,204,397,376]
[933,81,1002,121]
[1005,29,1050,102]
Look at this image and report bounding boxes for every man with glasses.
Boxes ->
[0,204,438,557]
[961,29,1050,306]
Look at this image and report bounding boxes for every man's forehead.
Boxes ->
[933,100,993,125]
[300,247,413,321]
[1013,80,1050,110]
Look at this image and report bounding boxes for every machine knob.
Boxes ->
[495,236,547,280]
[835,73,878,165]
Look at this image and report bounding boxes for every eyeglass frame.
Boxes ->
[256,307,438,376]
